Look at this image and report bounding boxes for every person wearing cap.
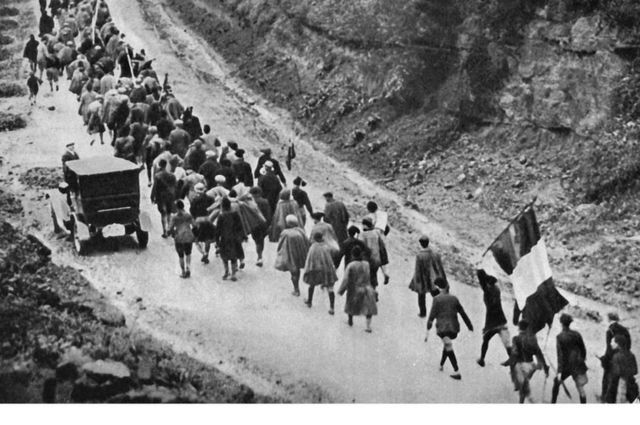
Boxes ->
[249,186,272,267]
[337,226,370,269]
[425,278,473,381]
[303,232,338,314]
[215,197,245,281]
[360,218,390,290]
[552,313,588,403]
[258,161,283,214]
[476,269,511,367]
[604,334,638,403]
[151,158,178,238]
[231,149,254,188]
[167,199,195,278]
[190,183,215,264]
[61,142,79,187]
[180,168,206,202]
[270,189,304,243]
[600,311,632,400]
[275,215,310,296]
[410,235,446,318]
[206,175,230,201]
[322,192,349,247]
[338,245,378,332]
[291,176,313,225]
[254,147,286,184]
[310,212,340,261]
[198,150,221,189]
[508,319,549,403]
[184,139,206,173]
[168,120,191,158]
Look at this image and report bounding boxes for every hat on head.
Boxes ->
[285,214,299,227]
[235,149,245,158]
[476,269,497,286]
[559,313,573,326]
[293,176,303,186]
[214,175,226,184]
[227,141,238,151]
[194,182,205,193]
[260,147,272,155]
[608,312,620,322]
[174,119,183,127]
[311,212,324,221]
[264,160,274,169]
[205,150,217,158]
[419,233,430,243]
[65,142,75,147]
[323,191,333,198]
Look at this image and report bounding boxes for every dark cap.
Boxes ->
[323,191,333,198]
[362,217,373,228]
[518,320,529,331]
[235,149,245,158]
[311,212,324,220]
[608,312,620,322]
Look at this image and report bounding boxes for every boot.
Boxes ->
[328,292,335,315]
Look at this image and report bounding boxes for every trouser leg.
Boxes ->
[291,270,300,294]
[328,290,335,311]
[551,378,561,403]
[307,285,315,305]
[418,293,426,317]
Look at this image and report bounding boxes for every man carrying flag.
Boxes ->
[482,202,568,334]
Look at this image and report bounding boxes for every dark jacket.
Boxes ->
[324,200,349,245]
[231,160,253,187]
[511,331,547,369]
[426,292,473,336]
[198,158,221,189]
[189,193,213,218]
[184,147,206,173]
[605,348,638,403]
[258,172,283,213]
[292,187,313,215]
[556,328,587,377]
[338,237,370,268]
[254,155,286,183]
[409,248,446,295]
[480,281,507,332]
[253,195,273,227]
[151,170,177,203]
[217,164,237,189]
[23,39,39,62]
[603,322,632,369]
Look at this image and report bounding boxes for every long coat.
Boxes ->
[409,248,446,295]
[338,260,377,316]
[215,210,244,261]
[270,199,304,243]
[275,227,309,273]
[324,200,349,245]
[303,241,338,288]
[556,329,588,378]
[258,172,282,213]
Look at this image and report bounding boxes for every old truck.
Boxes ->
[49,156,152,255]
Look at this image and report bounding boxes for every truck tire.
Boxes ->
[136,229,149,249]
[72,219,89,255]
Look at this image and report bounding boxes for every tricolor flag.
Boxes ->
[482,203,567,333]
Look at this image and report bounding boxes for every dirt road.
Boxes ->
[1,0,636,403]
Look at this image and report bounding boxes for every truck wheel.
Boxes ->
[72,219,89,255]
[136,229,149,249]
[51,207,63,233]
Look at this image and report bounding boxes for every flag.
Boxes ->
[484,204,567,333]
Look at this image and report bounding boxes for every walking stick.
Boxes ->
[540,326,552,402]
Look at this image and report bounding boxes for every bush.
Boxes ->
[0,112,27,131]
[0,7,19,17]
[0,35,13,45]
[0,82,25,97]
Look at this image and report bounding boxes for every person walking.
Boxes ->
[604,334,638,403]
[337,226,370,269]
[409,235,445,318]
[168,200,195,278]
[364,201,390,236]
[215,197,245,281]
[476,269,511,367]
[249,186,272,267]
[61,142,79,188]
[337,245,377,332]
[292,176,313,226]
[275,215,310,296]
[257,161,282,214]
[231,149,253,187]
[151,158,177,238]
[269,189,303,242]
[323,192,349,247]
[425,278,474,380]
[189,183,215,264]
[600,312,632,401]
[552,313,588,404]
[360,218,390,290]
[26,73,42,105]
[254,147,286,184]
[303,232,339,314]
[198,150,220,189]
[509,320,549,403]
[23,35,39,73]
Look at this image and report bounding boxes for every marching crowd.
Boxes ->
[31,0,638,403]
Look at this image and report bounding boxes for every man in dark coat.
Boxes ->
[409,235,446,318]
[509,320,549,403]
[27,73,42,105]
[168,120,191,158]
[218,158,237,190]
[476,269,511,367]
[61,142,79,188]
[39,12,54,36]
[254,148,286,184]
[23,35,39,72]
[198,151,220,189]
[600,312,632,400]
[323,192,349,246]
[215,197,245,281]
[552,313,588,404]
[337,226,370,269]
[604,334,638,403]
[151,159,177,237]
[231,149,253,187]
[291,176,313,226]
[257,161,282,213]
[183,139,206,172]
[425,278,473,381]
[249,186,271,267]
[181,106,203,141]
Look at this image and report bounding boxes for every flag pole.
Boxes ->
[480,196,538,258]
[91,0,101,45]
